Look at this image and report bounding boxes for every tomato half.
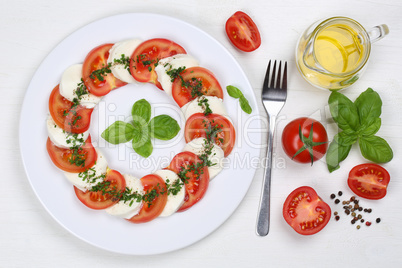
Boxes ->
[82,43,127,96]
[225,11,261,52]
[281,117,328,164]
[46,136,97,173]
[74,169,126,210]
[185,113,235,157]
[168,152,209,212]
[348,164,390,200]
[171,67,224,107]
[130,38,186,89]
[49,85,93,134]
[127,174,168,223]
[283,186,331,235]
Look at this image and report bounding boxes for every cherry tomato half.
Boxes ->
[82,43,127,96]
[74,169,126,210]
[168,152,209,212]
[127,174,168,223]
[185,113,236,157]
[46,136,97,173]
[283,186,331,235]
[130,38,186,89]
[49,85,93,134]
[171,66,224,107]
[225,11,261,52]
[348,163,390,200]
[282,117,328,164]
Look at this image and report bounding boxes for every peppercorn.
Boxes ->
[358,207,363,211]
[376,218,381,223]
[354,204,359,209]
[345,210,350,215]
[335,199,340,204]
[334,211,338,216]
[338,191,343,196]
[367,208,372,213]
[358,214,362,219]
[335,216,340,221]
[330,194,336,199]
[361,219,365,223]
[366,221,372,226]
[354,200,359,204]
[351,212,356,217]
[350,196,356,201]
[351,219,356,224]
[357,225,361,230]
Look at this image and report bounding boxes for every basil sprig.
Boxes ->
[101,99,180,158]
[226,85,252,114]
[326,88,393,172]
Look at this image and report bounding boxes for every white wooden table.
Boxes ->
[1,0,401,266]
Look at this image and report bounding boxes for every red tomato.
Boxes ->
[171,67,224,107]
[82,43,127,96]
[283,186,331,235]
[129,38,186,89]
[127,174,168,223]
[74,169,126,210]
[49,85,93,134]
[185,113,236,157]
[46,136,97,173]
[281,117,328,164]
[168,152,209,212]
[225,11,261,52]
[348,164,390,200]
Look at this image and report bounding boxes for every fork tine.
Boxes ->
[282,62,288,90]
[263,60,271,89]
[269,60,276,89]
[275,61,282,89]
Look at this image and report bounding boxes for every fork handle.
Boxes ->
[256,115,276,236]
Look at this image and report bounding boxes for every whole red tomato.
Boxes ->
[281,117,328,164]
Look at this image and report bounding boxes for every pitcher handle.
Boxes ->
[368,24,389,43]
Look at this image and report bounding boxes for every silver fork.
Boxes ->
[256,60,287,236]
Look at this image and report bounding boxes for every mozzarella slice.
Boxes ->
[154,170,185,217]
[59,64,101,109]
[107,39,142,83]
[105,174,144,219]
[181,96,227,120]
[183,138,225,180]
[47,115,89,149]
[155,54,199,96]
[64,149,107,191]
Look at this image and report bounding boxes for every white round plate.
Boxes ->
[19,13,262,255]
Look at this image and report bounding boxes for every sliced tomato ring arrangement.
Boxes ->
[225,11,261,52]
[168,151,209,212]
[348,163,390,200]
[74,169,126,210]
[129,38,186,89]
[185,113,235,157]
[283,186,331,235]
[82,43,127,96]
[171,66,224,107]
[49,85,93,133]
[127,174,168,223]
[46,135,97,173]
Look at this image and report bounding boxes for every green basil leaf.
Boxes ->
[335,130,358,146]
[354,88,382,126]
[149,115,180,140]
[360,118,381,136]
[239,95,252,114]
[359,135,393,163]
[101,121,135,144]
[132,99,151,124]
[328,91,360,131]
[133,135,153,158]
[226,85,243,99]
[326,135,352,173]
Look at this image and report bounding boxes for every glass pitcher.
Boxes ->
[296,17,389,91]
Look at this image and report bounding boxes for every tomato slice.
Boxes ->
[127,174,168,223]
[185,113,235,157]
[46,135,97,173]
[348,163,390,200]
[49,85,93,134]
[171,67,224,107]
[283,186,331,235]
[129,38,186,89]
[82,43,127,96]
[168,152,209,212]
[225,11,261,52]
[74,169,126,210]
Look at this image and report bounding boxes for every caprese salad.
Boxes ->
[46,38,238,223]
